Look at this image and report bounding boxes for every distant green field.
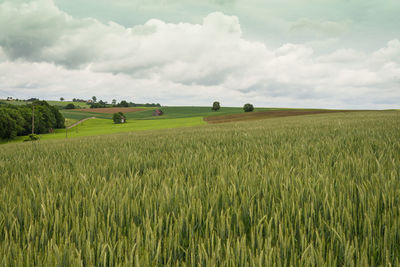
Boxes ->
[60,110,109,120]
[47,100,90,108]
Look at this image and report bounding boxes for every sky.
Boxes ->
[0,0,399,108]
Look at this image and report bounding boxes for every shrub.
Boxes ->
[65,103,75,109]
[243,103,254,112]
[24,134,40,142]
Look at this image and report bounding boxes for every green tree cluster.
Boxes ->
[0,101,65,140]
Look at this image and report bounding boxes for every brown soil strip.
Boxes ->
[204,110,358,124]
[73,107,145,114]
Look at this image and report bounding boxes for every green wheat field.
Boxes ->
[1,111,399,266]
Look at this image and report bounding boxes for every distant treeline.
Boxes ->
[106,101,161,108]
[76,101,161,109]
[0,101,65,140]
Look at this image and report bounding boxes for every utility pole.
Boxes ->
[32,104,35,134]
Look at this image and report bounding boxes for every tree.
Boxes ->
[60,97,64,101]
[113,112,126,124]
[212,101,221,111]
[92,96,97,103]
[243,103,254,112]
[112,99,117,105]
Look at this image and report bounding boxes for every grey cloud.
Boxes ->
[0,0,399,109]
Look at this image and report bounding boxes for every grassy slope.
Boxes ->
[6,117,206,143]
[0,111,399,265]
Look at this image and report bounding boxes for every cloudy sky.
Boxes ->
[0,0,399,108]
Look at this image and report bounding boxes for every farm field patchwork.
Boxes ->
[0,111,399,265]
[62,106,272,121]
[38,117,206,141]
[11,107,365,143]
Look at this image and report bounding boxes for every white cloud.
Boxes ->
[0,0,399,109]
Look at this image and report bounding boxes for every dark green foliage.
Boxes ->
[243,103,254,112]
[120,102,161,107]
[90,102,108,108]
[212,101,221,111]
[0,108,25,139]
[113,112,126,124]
[117,100,129,107]
[50,106,65,129]
[72,98,87,103]
[65,103,76,109]
[0,101,65,140]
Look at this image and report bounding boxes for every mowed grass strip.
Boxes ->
[64,118,79,127]
[0,111,399,266]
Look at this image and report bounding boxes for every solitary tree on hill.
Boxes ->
[60,97,64,101]
[212,101,221,111]
[243,103,254,112]
[92,96,97,103]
